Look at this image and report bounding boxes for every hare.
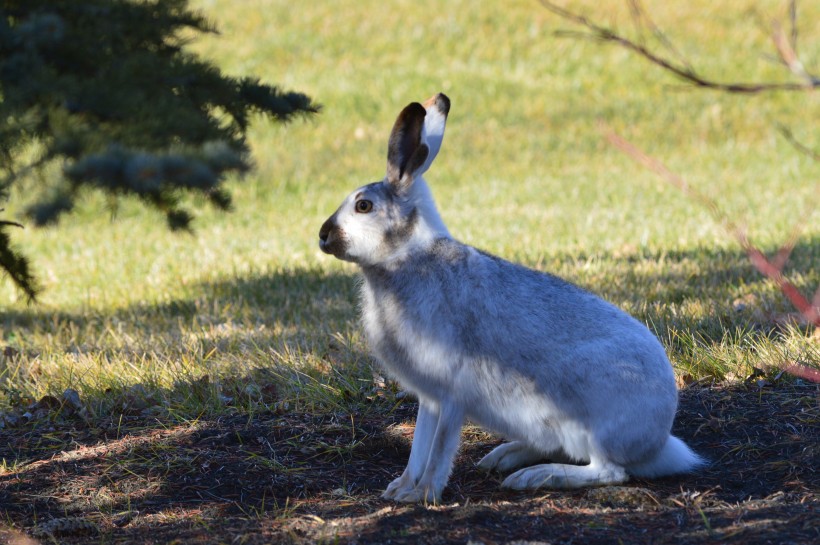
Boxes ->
[319,93,704,503]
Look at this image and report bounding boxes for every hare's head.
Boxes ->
[319,93,451,266]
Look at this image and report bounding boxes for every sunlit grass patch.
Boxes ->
[1,0,818,425]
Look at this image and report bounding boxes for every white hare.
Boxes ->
[319,93,704,503]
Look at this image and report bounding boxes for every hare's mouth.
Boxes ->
[319,221,348,259]
[318,236,341,256]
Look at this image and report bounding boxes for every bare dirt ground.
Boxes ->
[1,380,818,544]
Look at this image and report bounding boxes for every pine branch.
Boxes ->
[0,216,39,302]
[0,0,319,300]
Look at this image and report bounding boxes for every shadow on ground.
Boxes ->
[0,380,817,544]
[1,266,361,354]
[0,241,818,543]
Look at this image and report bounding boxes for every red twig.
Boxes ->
[540,1,820,380]
[600,125,819,381]
[782,361,820,382]
[771,6,817,87]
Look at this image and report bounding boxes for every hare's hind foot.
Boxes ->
[478,441,577,473]
[478,441,546,473]
[501,461,627,490]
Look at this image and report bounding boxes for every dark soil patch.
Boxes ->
[1,381,817,544]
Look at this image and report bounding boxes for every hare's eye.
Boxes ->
[355,199,373,214]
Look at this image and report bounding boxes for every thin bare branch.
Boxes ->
[745,247,818,326]
[771,198,817,273]
[772,20,817,87]
[778,125,820,162]
[789,0,799,54]
[539,0,819,93]
[771,222,802,272]
[599,123,746,241]
[627,0,646,47]
[627,0,694,72]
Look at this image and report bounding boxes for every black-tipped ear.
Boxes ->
[386,102,427,190]
[392,144,428,194]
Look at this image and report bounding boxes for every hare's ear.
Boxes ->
[418,93,450,175]
[386,102,429,195]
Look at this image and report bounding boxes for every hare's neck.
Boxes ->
[411,177,450,240]
[375,177,450,266]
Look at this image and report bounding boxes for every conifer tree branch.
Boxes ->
[0,213,39,302]
[0,0,319,300]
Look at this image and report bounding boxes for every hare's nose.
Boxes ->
[319,217,334,242]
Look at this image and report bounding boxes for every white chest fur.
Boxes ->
[360,281,456,402]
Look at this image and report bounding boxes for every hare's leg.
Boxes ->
[382,400,439,499]
[501,457,627,490]
[477,441,550,473]
[393,400,464,503]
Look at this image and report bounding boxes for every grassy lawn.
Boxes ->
[0,0,818,543]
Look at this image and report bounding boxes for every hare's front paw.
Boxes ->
[381,471,415,500]
[392,484,440,504]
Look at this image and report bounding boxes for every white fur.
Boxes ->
[407,177,451,240]
[477,441,557,473]
[319,93,705,504]
[418,97,447,175]
[328,177,449,267]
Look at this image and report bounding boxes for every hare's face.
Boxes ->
[320,93,451,266]
[319,181,418,265]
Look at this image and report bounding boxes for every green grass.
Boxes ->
[1,0,818,418]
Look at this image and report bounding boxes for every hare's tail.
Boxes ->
[626,436,706,478]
